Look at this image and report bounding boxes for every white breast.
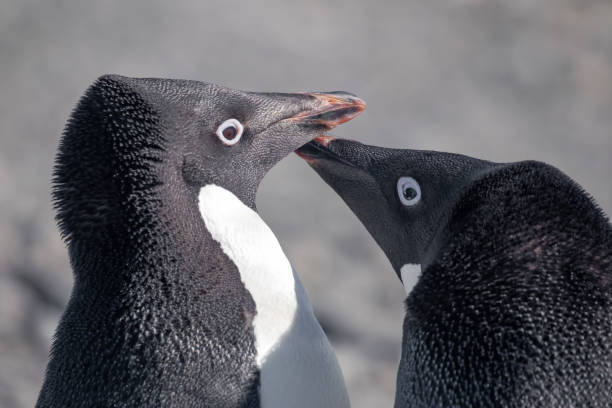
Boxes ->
[400,263,421,296]
[198,185,350,408]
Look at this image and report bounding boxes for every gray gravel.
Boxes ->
[1,0,611,406]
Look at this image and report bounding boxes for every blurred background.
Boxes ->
[1,0,611,406]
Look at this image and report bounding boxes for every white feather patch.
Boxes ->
[198,185,350,408]
[400,263,421,296]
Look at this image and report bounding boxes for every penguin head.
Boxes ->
[54,75,364,247]
[296,137,495,281]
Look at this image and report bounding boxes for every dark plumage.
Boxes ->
[298,137,612,407]
[38,76,363,407]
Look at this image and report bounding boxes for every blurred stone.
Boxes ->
[1,1,611,407]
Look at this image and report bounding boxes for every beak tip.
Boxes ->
[352,96,367,111]
[295,149,316,163]
[314,135,335,147]
[295,135,337,162]
[291,92,366,129]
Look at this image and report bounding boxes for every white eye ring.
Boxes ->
[216,118,244,146]
[397,177,421,206]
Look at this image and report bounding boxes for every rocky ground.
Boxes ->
[1,0,611,406]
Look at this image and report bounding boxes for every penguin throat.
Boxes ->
[197,184,299,365]
[198,184,350,407]
[400,263,421,296]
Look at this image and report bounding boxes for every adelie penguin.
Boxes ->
[297,137,612,407]
[37,75,365,408]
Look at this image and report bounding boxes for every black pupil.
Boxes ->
[222,125,238,140]
[403,187,417,201]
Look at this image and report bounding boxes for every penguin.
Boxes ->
[296,136,612,407]
[37,76,365,408]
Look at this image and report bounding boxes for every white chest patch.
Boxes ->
[198,185,350,408]
[400,263,421,296]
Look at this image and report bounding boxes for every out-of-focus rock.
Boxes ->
[1,1,610,407]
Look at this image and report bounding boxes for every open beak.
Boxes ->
[289,92,366,130]
[295,135,360,168]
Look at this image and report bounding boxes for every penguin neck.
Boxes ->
[51,179,265,405]
[73,191,183,277]
[198,184,351,407]
[197,184,305,365]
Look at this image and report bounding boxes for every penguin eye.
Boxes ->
[397,177,421,207]
[216,119,244,146]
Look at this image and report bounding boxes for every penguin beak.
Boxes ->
[289,93,366,130]
[295,135,360,167]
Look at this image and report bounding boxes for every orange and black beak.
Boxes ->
[289,92,366,130]
[295,135,365,170]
